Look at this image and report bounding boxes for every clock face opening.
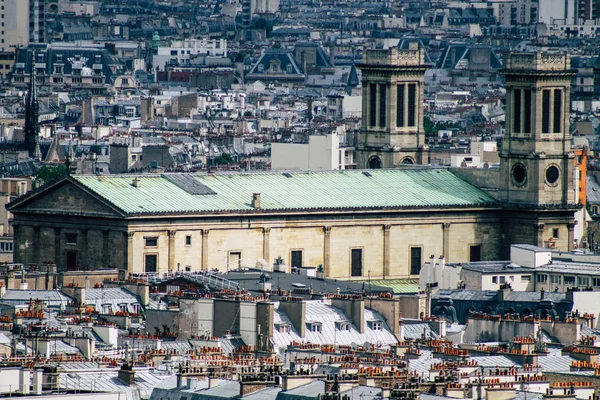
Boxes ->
[512,163,526,185]
[546,166,560,185]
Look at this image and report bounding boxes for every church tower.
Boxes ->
[356,44,429,168]
[500,52,579,251]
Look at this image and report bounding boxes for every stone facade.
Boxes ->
[9,185,503,279]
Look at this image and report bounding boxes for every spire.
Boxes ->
[23,50,40,159]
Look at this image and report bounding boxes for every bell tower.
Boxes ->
[356,44,429,168]
[500,52,579,252]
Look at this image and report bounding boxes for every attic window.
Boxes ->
[362,171,372,177]
[336,321,351,331]
[307,322,322,333]
[286,64,293,73]
[283,172,293,178]
[368,321,382,331]
[276,323,290,333]
[258,64,264,72]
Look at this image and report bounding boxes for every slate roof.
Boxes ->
[587,176,600,205]
[435,44,502,70]
[247,48,304,77]
[12,169,497,216]
[0,289,73,308]
[272,300,398,350]
[15,44,124,80]
[221,270,390,295]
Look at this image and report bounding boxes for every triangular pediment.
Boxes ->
[9,178,125,218]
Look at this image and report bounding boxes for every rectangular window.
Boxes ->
[542,89,551,133]
[469,245,481,262]
[145,237,158,247]
[370,321,382,331]
[291,250,303,268]
[410,247,422,275]
[553,89,562,133]
[550,275,562,284]
[396,84,405,127]
[379,84,386,127]
[537,274,548,283]
[552,229,559,239]
[351,248,363,277]
[492,276,498,283]
[513,89,521,133]
[564,276,575,285]
[66,251,77,270]
[521,275,531,281]
[523,89,532,133]
[229,251,242,269]
[185,235,191,246]
[593,278,600,287]
[407,84,416,127]
[145,254,157,273]
[499,276,506,284]
[311,323,321,332]
[578,276,589,286]
[65,233,77,245]
[369,83,377,127]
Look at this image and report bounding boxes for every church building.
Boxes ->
[6,51,581,280]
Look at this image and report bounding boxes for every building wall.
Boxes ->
[0,0,30,52]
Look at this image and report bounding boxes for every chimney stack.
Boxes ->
[132,177,141,188]
[251,193,261,209]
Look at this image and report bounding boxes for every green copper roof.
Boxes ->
[360,279,420,294]
[71,169,497,215]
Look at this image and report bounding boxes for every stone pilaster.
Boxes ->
[54,228,61,269]
[323,226,332,277]
[80,229,88,269]
[102,230,109,268]
[383,224,391,278]
[534,223,545,247]
[442,223,451,261]
[168,230,176,272]
[127,232,135,274]
[33,226,40,264]
[201,229,210,270]
[567,222,576,252]
[262,228,271,266]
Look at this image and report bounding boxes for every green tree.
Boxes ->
[214,153,234,165]
[34,164,67,187]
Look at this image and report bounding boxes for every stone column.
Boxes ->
[323,226,332,277]
[13,224,21,264]
[262,228,271,266]
[122,232,129,277]
[54,228,61,269]
[534,223,545,248]
[567,222,576,252]
[102,231,109,268]
[201,229,210,270]
[383,225,391,279]
[168,230,176,272]
[127,232,135,274]
[80,229,88,269]
[442,223,451,261]
[33,226,40,264]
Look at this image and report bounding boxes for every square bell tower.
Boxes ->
[500,52,576,205]
[500,52,580,254]
[356,44,429,168]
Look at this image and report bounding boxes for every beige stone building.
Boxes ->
[6,51,581,280]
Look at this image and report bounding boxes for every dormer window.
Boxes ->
[276,323,290,333]
[336,321,351,331]
[368,320,382,331]
[258,64,264,72]
[286,64,293,73]
[307,322,322,333]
